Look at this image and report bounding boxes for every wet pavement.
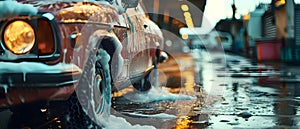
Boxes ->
[1,49,300,129]
[112,49,300,128]
[196,50,300,129]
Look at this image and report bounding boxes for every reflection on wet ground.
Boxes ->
[192,49,300,128]
[198,50,300,129]
[112,54,201,129]
[113,49,300,128]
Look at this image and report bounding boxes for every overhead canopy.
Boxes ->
[143,0,207,27]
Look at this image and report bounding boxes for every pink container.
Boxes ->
[256,39,282,61]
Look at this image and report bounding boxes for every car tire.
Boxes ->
[132,73,152,92]
[75,47,112,127]
[63,93,101,129]
[93,48,111,119]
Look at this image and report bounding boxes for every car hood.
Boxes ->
[20,0,120,24]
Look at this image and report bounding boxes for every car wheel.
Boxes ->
[132,73,152,92]
[75,47,111,127]
[93,48,111,119]
[61,93,101,129]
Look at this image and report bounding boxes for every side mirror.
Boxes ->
[122,0,140,10]
[159,51,169,63]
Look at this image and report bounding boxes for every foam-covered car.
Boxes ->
[0,0,167,128]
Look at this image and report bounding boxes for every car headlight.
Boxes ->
[3,21,35,54]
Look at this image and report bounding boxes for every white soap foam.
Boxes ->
[0,62,81,73]
[104,115,156,129]
[123,86,197,103]
[0,0,37,18]
[121,112,177,120]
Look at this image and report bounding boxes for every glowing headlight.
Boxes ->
[4,21,35,54]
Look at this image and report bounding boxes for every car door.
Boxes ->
[126,4,150,77]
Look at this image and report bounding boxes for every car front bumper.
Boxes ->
[0,62,82,108]
[0,71,81,88]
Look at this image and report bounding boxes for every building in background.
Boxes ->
[246,4,269,57]
[214,19,243,53]
[245,0,300,62]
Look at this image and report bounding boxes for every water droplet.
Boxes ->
[41,109,47,112]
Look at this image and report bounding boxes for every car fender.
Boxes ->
[87,29,124,80]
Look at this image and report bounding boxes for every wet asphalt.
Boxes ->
[194,50,300,129]
[112,49,300,128]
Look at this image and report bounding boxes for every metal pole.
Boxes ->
[232,0,236,19]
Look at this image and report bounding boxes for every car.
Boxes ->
[181,29,233,51]
[0,0,167,128]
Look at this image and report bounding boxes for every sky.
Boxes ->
[204,0,271,25]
